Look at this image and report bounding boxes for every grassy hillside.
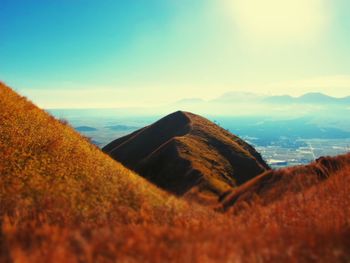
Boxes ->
[0,82,189,225]
[221,153,350,211]
[2,152,350,262]
[103,111,269,204]
[1,82,350,262]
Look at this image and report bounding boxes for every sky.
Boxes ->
[1,0,350,108]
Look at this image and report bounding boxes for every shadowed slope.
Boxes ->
[103,111,269,202]
[221,153,350,211]
[0,82,188,225]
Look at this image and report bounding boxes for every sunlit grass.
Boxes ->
[1,82,349,262]
[0,82,191,226]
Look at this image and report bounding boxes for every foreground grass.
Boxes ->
[2,165,349,263]
[1,82,350,262]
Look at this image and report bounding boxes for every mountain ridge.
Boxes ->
[103,110,269,203]
[264,92,350,104]
[175,92,350,105]
[220,152,350,211]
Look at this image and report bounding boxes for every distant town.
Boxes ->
[249,137,350,168]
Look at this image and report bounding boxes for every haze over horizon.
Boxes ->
[1,0,350,108]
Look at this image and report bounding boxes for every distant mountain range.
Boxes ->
[176,92,350,105]
[263,92,350,104]
[75,126,98,132]
[212,92,265,103]
[104,124,140,131]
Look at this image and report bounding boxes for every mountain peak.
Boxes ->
[159,110,192,124]
[103,111,269,203]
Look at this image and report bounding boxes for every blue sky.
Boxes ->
[1,0,350,108]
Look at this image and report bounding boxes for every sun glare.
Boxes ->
[228,0,329,41]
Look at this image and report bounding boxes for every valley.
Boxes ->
[50,109,350,168]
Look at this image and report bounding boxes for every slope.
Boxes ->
[221,153,350,211]
[103,111,269,203]
[1,82,350,262]
[3,144,350,263]
[0,82,187,225]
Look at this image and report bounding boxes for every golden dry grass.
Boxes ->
[2,162,350,263]
[1,82,350,262]
[0,82,193,226]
